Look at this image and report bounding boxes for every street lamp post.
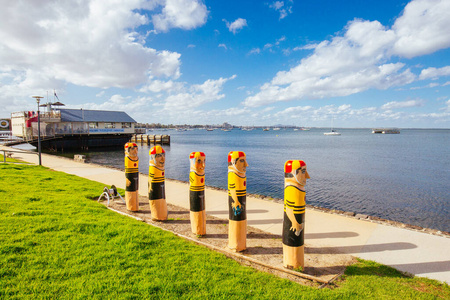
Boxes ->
[32,96,43,166]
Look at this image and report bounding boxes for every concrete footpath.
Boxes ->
[3,147,450,284]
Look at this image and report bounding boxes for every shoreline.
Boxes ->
[7,148,449,238]
[76,156,450,238]
[4,146,450,284]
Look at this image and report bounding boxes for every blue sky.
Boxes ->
[0,0,449,128]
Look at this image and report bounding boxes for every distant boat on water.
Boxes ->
[372,128,400,134]
[324,117,341,136]
[323,130,341,136]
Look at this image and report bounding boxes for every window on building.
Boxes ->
[104,122,115,128]
[89,122,98,128]
[122,122,131,128]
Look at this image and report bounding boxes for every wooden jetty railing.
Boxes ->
[130,134,170,145]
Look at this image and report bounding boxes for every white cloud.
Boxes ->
[163,75,237,111]
[244,0,450,108]
[152,0,208,32]
[274,105,314,118]
[419,66,450,80]
[248,48,261,55]
[74,95,153,119]
[442,100,450,112]
[381,99,425,110]
[392,0,450,58]
[0,0,212,111]
[269,1,293,20]
[139,78,184,93]
[218,44,228,50]
[224,18,247,34]
[0,1,185,89]
[293,44,319,51]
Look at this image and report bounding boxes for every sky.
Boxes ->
[0,0,449,128]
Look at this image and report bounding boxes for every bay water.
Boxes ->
[85,128,450,233]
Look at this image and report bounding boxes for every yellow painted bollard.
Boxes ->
[282,160,310,270]
[189,152,206,236]
[148,146,168,221]
[124,142,139,211]
[228,151,248,252]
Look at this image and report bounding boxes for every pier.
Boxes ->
[372,128,400,134]
[130,134,170,145]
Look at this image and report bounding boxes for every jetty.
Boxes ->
[372,128,400,134]
[2,145,449,285]
[130,134,170,145]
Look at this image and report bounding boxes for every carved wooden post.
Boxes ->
[228,151,248,252]
[189,152,206,236]
[124,142,139,211]
[148,145,168,220]
[282,160,310,269]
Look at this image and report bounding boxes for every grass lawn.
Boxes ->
[0,163,449,299]
[0,153,23,164]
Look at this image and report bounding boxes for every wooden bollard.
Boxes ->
[282,160,310,270]
[227,151,248,252]
[148,145,168,220]
[189,152,206,236]
[124,142,139,211]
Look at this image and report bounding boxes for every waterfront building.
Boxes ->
[11,108,136,150]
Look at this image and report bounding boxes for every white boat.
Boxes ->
[324,130,341,136]
[324,117,340,136]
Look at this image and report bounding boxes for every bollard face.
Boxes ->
[189,151,205,175]
[125,142,138,160]
[282,160,310,269]
[228,151,248,176]
[149,145,165,169]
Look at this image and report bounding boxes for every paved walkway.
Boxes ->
[3,147,450,284]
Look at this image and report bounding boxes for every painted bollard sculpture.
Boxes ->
[124,142,139,211]
[228,151,248,252]
[148,145,168,221]
[189,152,206,236]
[282,160,310,269]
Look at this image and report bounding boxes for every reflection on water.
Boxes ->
[76,128,449,232]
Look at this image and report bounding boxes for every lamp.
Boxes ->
[32,96,43,166]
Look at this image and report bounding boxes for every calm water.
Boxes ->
[84,128,450,232]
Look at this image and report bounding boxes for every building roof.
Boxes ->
[59,109,136,123]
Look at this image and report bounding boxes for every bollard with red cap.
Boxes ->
[282,160,310,269]
[148,145,168,221]
[227,151,248,252]
[124,142,139,211]
[189,152,206,236]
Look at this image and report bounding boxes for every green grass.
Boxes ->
[0,153,22,164]
[1,164,449,299]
